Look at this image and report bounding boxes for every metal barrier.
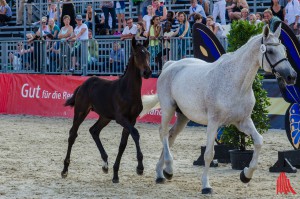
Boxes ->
[0,37,228,76]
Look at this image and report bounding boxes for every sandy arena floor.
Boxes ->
[0,115,299,199]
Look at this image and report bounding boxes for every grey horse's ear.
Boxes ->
[263,25,270,39]
[274,23,282,38]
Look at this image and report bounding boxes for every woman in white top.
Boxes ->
[58,15,73,40]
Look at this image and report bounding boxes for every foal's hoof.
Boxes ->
[102,166,108,174]
[163,170,173,180]
[136,167,144,175]
[240,170,251,183]
[202,187,213,194]
[156,177,166,184]
[61,171,68,178]
[112,178,119,183]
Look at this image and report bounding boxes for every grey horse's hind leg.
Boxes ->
[156,112,189,183]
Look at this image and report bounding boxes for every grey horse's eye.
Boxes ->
[267,49,273,54]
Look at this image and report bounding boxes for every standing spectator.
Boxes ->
[206,15,224,40]
[136,21,147,38]
[36,17,50,37]
[58,15,73,40]
[17,0,33,25]
[109,42,125,72]
[174,12,190,58]
[149,15,161,64]
[60,0,76,28]
[67,15,89,71]
[152,0,167,22]
[263,9,281,32]
[84,4,101,31]
[284,0,300,35]
[48,18,60,38]
[120,18,137,40]
[0,0,12,26]
[166,11,179,32]
[189,0,207,27]
[115,1,126,35]
[271,0,285,21]
[87,29,99,69]
[143,5,153,34]
[9,42,27,70]
[212,0,226,25]
[199,0,210,16]
[100,1,117,35]
[228,0,249,21]
[240,8,249,21]
[255,12,263,21]
[141,0,152,17]
[48,3,58,22]
[249,13,261,25]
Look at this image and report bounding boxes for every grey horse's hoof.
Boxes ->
[156,177,166,184]
[202,187,213,194]
[163,170,173,180]
[112,178,119,183]
[61,171,68,178]
[240,170,251,183]
[136,167,144,175]
[102,166,108,174]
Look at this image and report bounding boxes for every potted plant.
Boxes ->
[219,20,271,170]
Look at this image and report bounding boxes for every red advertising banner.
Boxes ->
[0,74,170,123]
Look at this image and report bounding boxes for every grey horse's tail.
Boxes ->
[64,86,80,107]
[140,94,160,117]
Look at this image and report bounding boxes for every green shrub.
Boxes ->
[220,20,270,151]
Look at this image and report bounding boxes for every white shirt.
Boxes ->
[74,23,88,40]
[189,4,207,21]
[143,15,152,32]
[122,24,138,35]
[285,0,300,25]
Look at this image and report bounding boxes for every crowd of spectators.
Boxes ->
[5,0,300,73]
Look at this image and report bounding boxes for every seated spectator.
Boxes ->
[109,42,125,72]
[141,0,152,17]
[143,5,153,34]
[87,29,99,69]
[240,8,249,21]
[263,9,282,33]
[45,33,59,72]
[36,17,51,37]
[173,12,190,59]
[228,0,249,21]
[0,0,12,26]
[115,1,126,35]
[188,0,207,27]
[249,13,261,25]
[84,4,101,31]
[48,18,60,39]
[136,21,147,38]
[198,0,209,16]
[255,12,263,21]
[206,15,224,40]
[152,0,167,22]
[48,3,58,22]
[98,9,112,35]
[121,18,137,40]
[166,11,179,32]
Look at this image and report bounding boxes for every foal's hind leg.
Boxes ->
[61,108,90,178]
[236,118,263,183]
[156,112,189,183]
[89,117,111,174]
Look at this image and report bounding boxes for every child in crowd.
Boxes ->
[136,21,147,38]
[143,5,153,35]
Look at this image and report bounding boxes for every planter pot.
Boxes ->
[229,150,253,170]
[193,145,236,166]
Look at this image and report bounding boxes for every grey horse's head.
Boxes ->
[260,24,297,85]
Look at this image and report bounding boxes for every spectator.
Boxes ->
[240,8,249,21]
[84,4,101,31]
[152,0,167,22]
[48,18,60,39]
[143,5,153,34]
[58,15,73,40]
[121,18,137,40]
[100,1,117,35]
[36,17,50,37]
[189,0,207,27]
[174,12,190,58]
[193,12,203,25]
[48,3,58,22]
[45,33,59,72]
[228,0,249,21]
[198,0,210,16]
[263,9,282,32]
[60,0,76,28]
[149,15,161,64]
[249,13,261,25]
[16,0,33,25]
[284,0,300,35]
[136,21,147,38]
[115,1,126,35]
[166,11,179,32]
[206,15,224,40]
[0,0,12,26]
[212,0,226,25]
[87,29,99,69]
[226,0,234,20]
[255,12,263,21]
[67,15,89,71]
[271,0,285,21]
[109,41,125,72]
[9,42,26,70]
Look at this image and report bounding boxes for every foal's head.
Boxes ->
[260,24,297,85]
[131,37,152,78]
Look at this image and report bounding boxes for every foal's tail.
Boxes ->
[64,86,80,107]
[140,94,160,117]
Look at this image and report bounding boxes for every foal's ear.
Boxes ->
[274,22,282,39]
[143,37,149,48]
[263,25,270,39]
